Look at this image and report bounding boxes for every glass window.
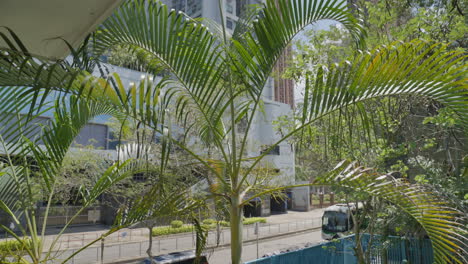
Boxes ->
[322,211,349,232]
[261,145,280,155]
[226,18,233,29]
[226,3,233,13]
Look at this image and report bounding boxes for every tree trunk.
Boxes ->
[230,195,243,264]
[147,225,155,263]
[352,207,366,264]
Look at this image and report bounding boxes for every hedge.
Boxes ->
[170,220,183,228]
[152,217,268,236]
[243,217,267,225]
[202,219,216,225]
[152,225,194,236]
[204,217,267,227]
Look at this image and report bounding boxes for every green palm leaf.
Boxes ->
[94,0,227,125]
[301,41,467,126]
[245,160,467,263]
[231,0,365,96]
[317,160,467,264]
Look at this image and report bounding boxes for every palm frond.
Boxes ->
[315,160,467,264]
[244,160,467,264]
[231,0,365,97]
[301,41,467,128]
[114,182,202,227]
[0,162,25,213]
[192,217,208,264]
[94,0,227,126]
[27,96,120,191]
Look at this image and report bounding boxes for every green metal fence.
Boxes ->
[245,234,434,264]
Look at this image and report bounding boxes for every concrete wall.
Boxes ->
[248,99,296,187]
[291,181,310,211]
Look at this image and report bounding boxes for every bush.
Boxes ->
[0,239,31,260]
[220,221,230,227]
[151,217,267,236]
[152,225,193,236]
[243,217,267,225]
[201,224,212,230]
[170,220,183,228]
[202,219,216,225]
[218,217,267,227]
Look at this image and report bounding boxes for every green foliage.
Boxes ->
[152,217,267,236]
[170,220,183,228]
[152,225,194,237]
[319,161,467,263]
[362,0,467,48]
[217,217,267,227]
[52,150,107,205]
[219,221,230,227]
[1,0,467,263]
[423,107,459,128]
[0,238,31,260]
[389,161,409,178]
[286,4,468,249]
[202,219,216,225]
[243,217,267,225]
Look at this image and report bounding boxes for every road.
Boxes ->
[5,209,326,263]
[66,218,322,264]
[205,229,323,264]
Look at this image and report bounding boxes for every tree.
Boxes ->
[0,97,142,263]
[285,0,468,233]
[1,0,467,263]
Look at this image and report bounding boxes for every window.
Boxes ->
[133,172,147,182]
[237,116,248,133]
[322,211,350,233]
[226,18,234,29]
[261,145,280,155]
[226,3,233,14]
[236,0,244,16]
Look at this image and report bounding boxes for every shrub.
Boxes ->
[202,219,216,225]
[243,217,267,225]
[151,217,267,236]
[218,217,267,227]
[220,221,230,227]
[0,238,31,260]
[170,220,183,228]
[152,225,193,236]
[201,224,212,230]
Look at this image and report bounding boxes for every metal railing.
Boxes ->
[42,217,322,264]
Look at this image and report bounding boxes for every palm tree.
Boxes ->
[0,0,467,263]
[0,94,201,263]
[0,96,136,263]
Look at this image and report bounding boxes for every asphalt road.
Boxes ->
[23,209,326,263]
[205,229,323,264]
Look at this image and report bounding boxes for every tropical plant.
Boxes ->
[0,96,142,263]
[1,0,467,263]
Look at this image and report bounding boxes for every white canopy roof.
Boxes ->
[0,0,122,59]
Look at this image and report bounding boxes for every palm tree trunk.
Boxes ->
[230,195,243,264]
[147,225,155,263]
